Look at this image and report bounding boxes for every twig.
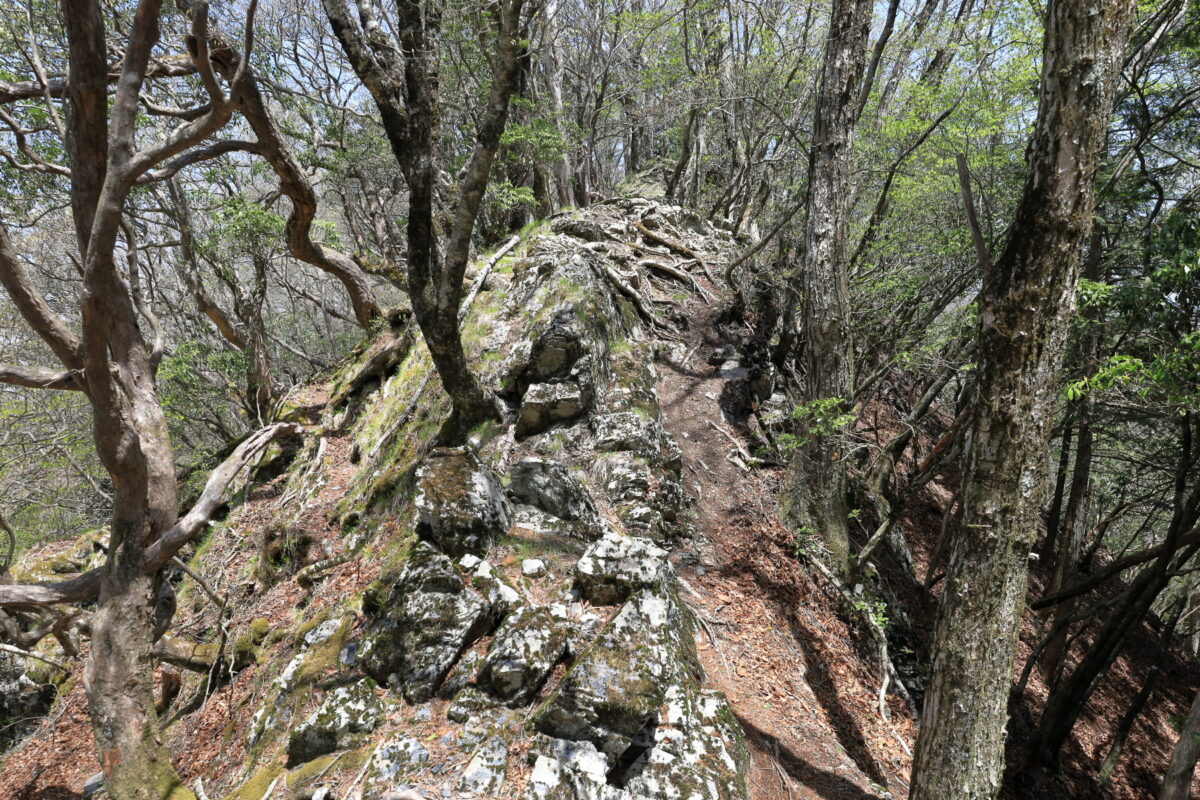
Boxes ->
[346,742,380,800]
[0,641,68,671]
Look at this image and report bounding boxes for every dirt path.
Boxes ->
[656,295,914,800]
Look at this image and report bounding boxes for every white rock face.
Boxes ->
[479,605,571,704]
[510,458,600,524]
[456,735,509,794]
[358,541,491,703]
[575,528,669,605]
[523,558,548,577]
[518,382,587,436]
[286,679,384,766]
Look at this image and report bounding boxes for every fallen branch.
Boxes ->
[461,235,519,322]
[635,221,705,264]
[0,641,68,671]
[604,265,661,327]
[800,552,917,717]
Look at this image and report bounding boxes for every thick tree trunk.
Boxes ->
[908,1,1134,797]
[785,0,872,574]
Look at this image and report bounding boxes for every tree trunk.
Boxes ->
[1161,682,1200,800]
[1098,601,1183,785]
[784,0,872,574]
[908,1,1135,797]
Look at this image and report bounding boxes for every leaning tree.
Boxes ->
[0,2,310,797]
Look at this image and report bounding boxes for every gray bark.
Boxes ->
[907,1,1136,797]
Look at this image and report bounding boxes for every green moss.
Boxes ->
[221,765,284,800]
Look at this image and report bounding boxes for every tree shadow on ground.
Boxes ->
[735,712,886,800]
[787,613,892,788]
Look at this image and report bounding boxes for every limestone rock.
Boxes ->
[0,654,54,751]
[287,679,384,766]
[575,529,669,605]
[359,542,491,703]
[366,734,430,788]
[479,605,570,705]
[510,458,600,524]
[415,447,510,557]
[518,383,586,437]
[533,591,683,758]
[447,685,501,723]
[523,558,548,577]
[621,687,748,800]
[551,216,608,243]
[456,735,509,795]
[521,738,628,800]
[590,413,679,470]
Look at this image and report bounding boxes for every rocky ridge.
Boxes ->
[0,198,753,800]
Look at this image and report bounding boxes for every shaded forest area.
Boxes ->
[0,0,1198,798]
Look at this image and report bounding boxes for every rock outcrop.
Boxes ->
[33,199,751,800]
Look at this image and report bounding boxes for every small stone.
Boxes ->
[522,559,547,578]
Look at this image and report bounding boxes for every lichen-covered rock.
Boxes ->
[522,738,629,800]
[287,679,384,766]
[415,446,510,557]
[621,687,747,800]
[480,605,571,705]
[366,734,430,788]
[447,684,502,723]
[359,541,491,702]
[510,458,600,524]
[518,382,587,437]
[247,616,352,751]
[457,735,509,795]
[0,654,54,752]
[463,556,524,621]
[523,558,548,577]
[590,413,680,471]
[575,529,669,605]
[534,591,682,758]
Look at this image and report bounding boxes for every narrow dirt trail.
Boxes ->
[656,294,914,800]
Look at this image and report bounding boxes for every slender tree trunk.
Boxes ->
[1099,601,1183,785]
[1039,249,1101,682]
[784,0,872,574]
[908,1,1135,797]
[1160,683,1200,800]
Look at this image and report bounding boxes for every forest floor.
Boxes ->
[656,291,915,800]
